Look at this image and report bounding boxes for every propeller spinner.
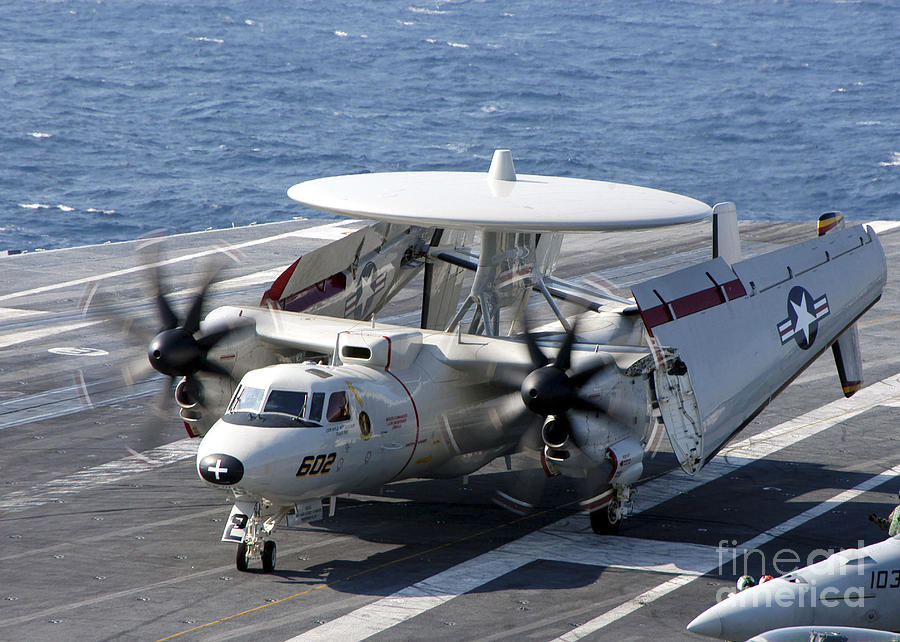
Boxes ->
[518,318,609,449]
[145,252,239,406]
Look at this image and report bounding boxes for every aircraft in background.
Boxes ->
[138,150,886,572]
[688,536,900,640]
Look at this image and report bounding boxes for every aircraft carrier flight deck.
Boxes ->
[1,217,899,641]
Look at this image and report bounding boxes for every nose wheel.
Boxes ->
[262,540,277,573]
[236,541,250,572]
[235,536,278,573]
[233,501,286,573]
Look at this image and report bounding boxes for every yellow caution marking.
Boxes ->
[346,381,363,407]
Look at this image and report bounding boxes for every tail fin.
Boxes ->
[712,202,741,264]
[818,212,863,397]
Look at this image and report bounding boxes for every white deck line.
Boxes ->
[0,319,101,349]
[0,219,360,304]
[288,373,900,641]
[0,439,198,512]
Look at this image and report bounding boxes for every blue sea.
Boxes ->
[1,0,898,251]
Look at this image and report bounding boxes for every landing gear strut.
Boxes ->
[589,484,633,535]
[233,500,288,573]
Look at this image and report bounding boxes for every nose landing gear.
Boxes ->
[227,499,288,573]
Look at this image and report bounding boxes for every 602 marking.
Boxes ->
[296,452,337,477]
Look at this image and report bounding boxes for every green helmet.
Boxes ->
[736,575,756,592]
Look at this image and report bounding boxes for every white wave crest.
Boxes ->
[447,41,469,49]
[408,6,449,15]
[86,208,117,215]
[335,31,349,38]
[18,203,51,210]
[191,36,224,44]
[29,132,52,139]
[880,152,900,167]
[57,204,75,212]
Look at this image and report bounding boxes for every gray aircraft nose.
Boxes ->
[686,609,722,638]
[687,580,805,640]
[198,453,244,485]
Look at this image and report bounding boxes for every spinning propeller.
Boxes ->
[83,243,245,439]
[146,261,232,406]
[490,315,612,514]
[517,317,610,449]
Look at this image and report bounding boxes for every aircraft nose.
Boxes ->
[686,609,722,638]
[198,453,244,485]
[687,580,804,640]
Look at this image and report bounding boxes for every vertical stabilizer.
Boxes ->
[818,212,863,397]
[712,202,741,264]
[832,324,863,396]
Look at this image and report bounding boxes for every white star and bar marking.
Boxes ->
[778,289,829,345]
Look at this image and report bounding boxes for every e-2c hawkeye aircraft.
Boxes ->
[142,150,886,572]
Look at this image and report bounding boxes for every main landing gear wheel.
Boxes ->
[262,540,277,573]
[236,542,250,572]
[590,502,622,535]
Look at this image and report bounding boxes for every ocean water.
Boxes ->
[1,0,898,251]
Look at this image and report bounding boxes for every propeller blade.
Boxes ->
[570,395,605,414]
[183,260,223,335]
[196,326,231,351]
[196,320,254,352]
[553,317,579,372]
[523,327,549,368]
[141,243,179,332]
[156,293,179,332]
[197,357,232,379]
[569,357,611,388]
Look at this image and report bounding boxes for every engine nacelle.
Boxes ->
[605,437,643,485]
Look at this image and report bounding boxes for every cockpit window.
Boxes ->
[264,390,307,417]
[229,386,266,414]
[309,392,325,422]
[326,391,350,423]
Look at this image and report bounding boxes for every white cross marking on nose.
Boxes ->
[207,459,228,480]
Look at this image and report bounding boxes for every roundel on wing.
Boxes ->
[777,286,830,350]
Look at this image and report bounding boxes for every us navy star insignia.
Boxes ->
[777,286,829,350]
